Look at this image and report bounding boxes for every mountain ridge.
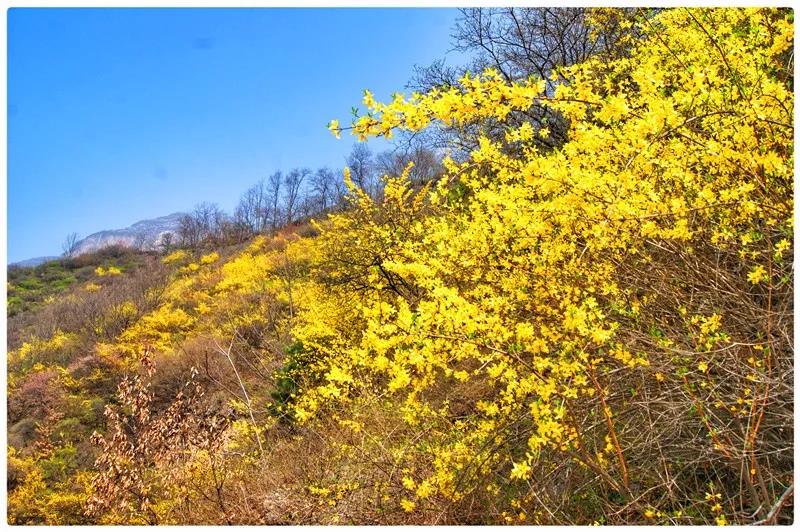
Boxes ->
[72,212,185,256]
[10,212,185,267]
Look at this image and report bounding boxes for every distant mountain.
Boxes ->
[71,212,185,256]
[11,213,187,267]
[10,256,60,268]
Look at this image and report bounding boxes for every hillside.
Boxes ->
[8,246,157,319]
[7,8,794,525]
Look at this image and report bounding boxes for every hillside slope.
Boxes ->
[7,8,793,526]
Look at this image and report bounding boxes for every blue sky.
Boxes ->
[8,8,462,263]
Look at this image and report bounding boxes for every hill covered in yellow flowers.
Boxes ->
[7,7,793,525]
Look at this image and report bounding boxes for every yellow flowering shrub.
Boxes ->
[162,249,189,264]
[95,266,122,277]
[9,7,791,526]
[289,7,792,522]
[8,331,80,383]
[118,304,196,356]
[200,251,220,265]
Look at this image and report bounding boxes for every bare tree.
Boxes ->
[408,8,641,156]
[211,207,229,245]
[268,171,283,232]
[310,167,337,213]
[177,214,201,249]
[283,168,309,226]
[132,233,147,251]
[347,144,376,198]
[408,58,462,93]
[376,144,443,187]
[184,202,227,245]
[62,232,80,258]
[177,203,223,249]
[234,179,270,235]
[192,202,216,239]
[450,8,638,85]
[224,217,252,244]
[332,180,348,211]
[159,232,175,254]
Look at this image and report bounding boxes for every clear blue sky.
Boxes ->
[8,8,462,263]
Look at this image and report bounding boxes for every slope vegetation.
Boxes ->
[7,8,793,525]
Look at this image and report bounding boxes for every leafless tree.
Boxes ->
[283,168,309,226]
[376,144,443,187]
[211,207,229,245]
[408,8,641,155]
[309,167,337,213]
[331,177,348,211]
[268,171,283,232]
[177,214,201,249]
[185,202,227,245]
[159,232,175,254]
[192,202,217,239]
[423,8,640,88]
[407,58,462,93]
[224,217,252,244]
[453,8,612,82]
[234,179,270,235]
[176,203,224,248]
[132,233,147,251]
[347,144,376,198]
[62,232,80,258]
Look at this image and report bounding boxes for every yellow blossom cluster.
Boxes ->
[290,7,792,509]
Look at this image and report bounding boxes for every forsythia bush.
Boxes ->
[299,7,792,523]
[8,7,792,525]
